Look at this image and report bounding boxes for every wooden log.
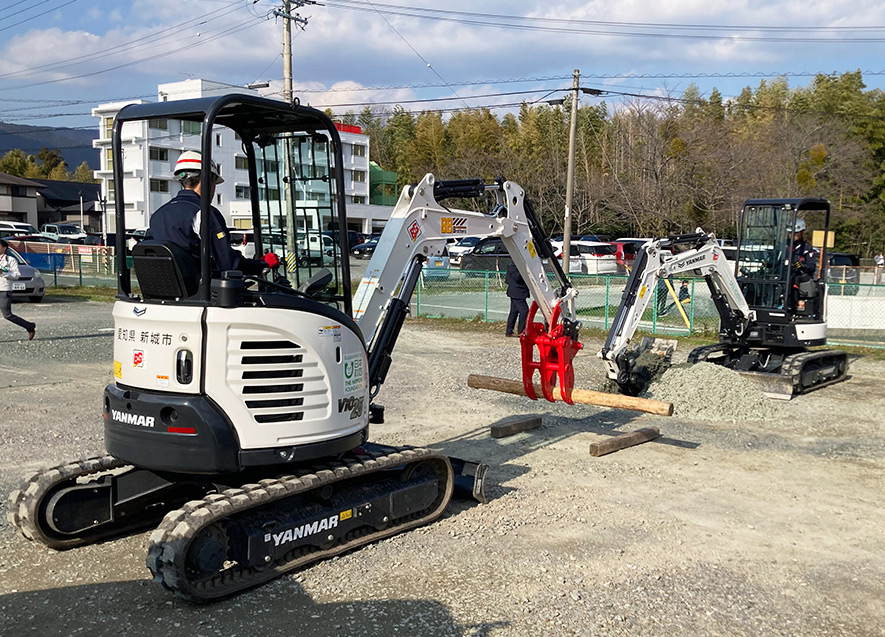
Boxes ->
[588,427,661,457]
[490,416,542,439]
[466,374,673,416]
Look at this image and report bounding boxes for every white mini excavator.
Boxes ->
[7,95,583,602]
[599,199,848,399]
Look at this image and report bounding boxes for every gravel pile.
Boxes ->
[642,362,783,422]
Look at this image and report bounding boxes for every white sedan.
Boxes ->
[550,240,620,275]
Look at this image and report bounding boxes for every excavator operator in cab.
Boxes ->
[146,150,270,275]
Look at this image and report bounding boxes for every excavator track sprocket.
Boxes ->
[146,444,453,603]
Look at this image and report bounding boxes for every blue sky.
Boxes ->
[2,0,885,133]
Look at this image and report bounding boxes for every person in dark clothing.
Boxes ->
[505,261,529,337]
[789,217,818,313]
[790,218,817,281]
[147,151,267,275]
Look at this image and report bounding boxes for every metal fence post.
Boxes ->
[484,272,490,322]
[78,254,83,286]
[605,276,610,329]
[415,277,421,316]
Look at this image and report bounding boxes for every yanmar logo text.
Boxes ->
[266,514,340,547]
[111,409,155,428]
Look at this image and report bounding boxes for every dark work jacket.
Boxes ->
[792,238,817,278]
[147,189,260,274]
[505,262,529,299]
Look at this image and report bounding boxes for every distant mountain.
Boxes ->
[0,122,99,171]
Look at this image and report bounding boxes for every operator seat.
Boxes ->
[132,240,200,299]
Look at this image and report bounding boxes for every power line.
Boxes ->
[0,0,79,34]
[322,1,885,43]
[0,6,245,82]
[2,15,266,93]
[326,1,885,33]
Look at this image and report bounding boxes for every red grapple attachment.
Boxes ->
[519,301,583,404]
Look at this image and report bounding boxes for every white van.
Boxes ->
[42,223,87,242]
[0,221,39,235]
[296,233,337,266]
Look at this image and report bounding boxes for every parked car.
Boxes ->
[422,248,450,279]
[610,239,648,273]
[579,234,612,242]
[459,237,512,272]
[297,232,337,266]
[82,233,120,247]
[7,234,71,246]
[351,237,379,259]
[0,221,39,235]
[826,251,860,295]
[230,230,288,260]
[447,236,483,265]
[550,240,619,275]
[3,245,45,302]
[41,223,86,242]
[323,229,364,252]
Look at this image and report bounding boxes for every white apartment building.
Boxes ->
[92,79,380,234]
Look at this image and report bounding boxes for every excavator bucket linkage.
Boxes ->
[520,301,583,404]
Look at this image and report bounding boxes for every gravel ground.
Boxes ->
[1,300,884,636]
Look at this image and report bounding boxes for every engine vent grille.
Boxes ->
[230,336,327,425]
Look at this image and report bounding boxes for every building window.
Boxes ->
[307,191,326,202]
[107,179,115,202]
[105,148,113,171]
[215,134,222,147]
[182,120,200,135]
[104,117,114,139]
[353,144,366,158]
[351,195,366,204]
[235,185,251,199]
[149,147,169,162]
[235,156,248,170]
[149,119,168,130]
[259,188,280,202]
[353,170,366,183]
[150,179,169,193]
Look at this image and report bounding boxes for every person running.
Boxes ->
[0,239,36,341]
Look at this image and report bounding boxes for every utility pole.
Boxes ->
[274,0,315,104]
[273,0,315,277]
[281,0,293,103]
[563,69,580,272]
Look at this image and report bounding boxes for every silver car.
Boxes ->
[5,246,45,302]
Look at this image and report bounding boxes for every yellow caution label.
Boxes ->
[114,360,122,379]
[639,285,646,299]
[216,231,225,239]
[339,508,353,521]
[527,240,537,259]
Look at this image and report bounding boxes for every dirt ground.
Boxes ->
[0,302,883,636]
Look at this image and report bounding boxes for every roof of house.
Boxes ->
[31,179,101,204]
[0,172,44,188]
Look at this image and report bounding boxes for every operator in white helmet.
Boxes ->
[146,150,269,274]
[790,217,817,280]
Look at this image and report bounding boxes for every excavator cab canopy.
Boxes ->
[111,94,352,314]
[735,197,830,314]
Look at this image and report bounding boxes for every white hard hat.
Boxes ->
[792,217,806,232]
[174,150,224,184]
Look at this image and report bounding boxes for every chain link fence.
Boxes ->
[414,269,885,348]
[17,239,884,349]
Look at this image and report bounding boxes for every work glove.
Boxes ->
[263,252,281,269]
